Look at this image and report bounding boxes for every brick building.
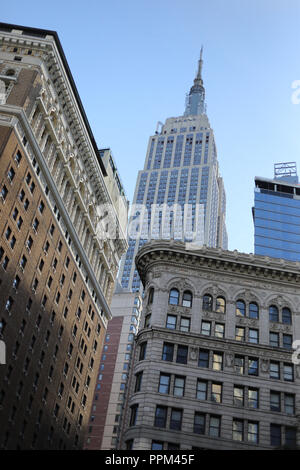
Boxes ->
[0,23,128,449]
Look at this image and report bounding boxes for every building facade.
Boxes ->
[0,23,128,450]
[84,287,142,450]
[254,162,300,262]
[119,49,227,292]
[120,240,300,450]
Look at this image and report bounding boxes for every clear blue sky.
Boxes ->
[2,0,300,254]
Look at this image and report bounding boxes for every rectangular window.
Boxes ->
[248,422,259,444]
[176,345,188,364]
[201,321,211,336]
[235,326,245,342]
[170,408,182,431]
[283,334,292,349]
[249,329,259,344]
[283,364,294,382]
[270,361,280,379]
[209,415,220,438]
[233,419,243,441]
[139,342,147,361]
[196,380,207,400]
[166,315,177,330]
[158,374,170,394]
[194,412,205,434]
[129,405,138,427]
[270,424,281,446]
[215,323,225,338]
[173,376,185,397]
[270,332,279,347]
[233,386,244,407]
[212,352,223,371]
[248,388,259,409]
[179,317,190,332]
[211,383,222,403]
[270,391,281,412]
[248,357,258,376]
[198,349,209,368]
[162,343,174,362]
[154,405,167,428]
[284,394,295,415]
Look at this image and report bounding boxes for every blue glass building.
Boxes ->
[254,163,300,261]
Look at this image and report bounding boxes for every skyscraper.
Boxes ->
[119,49,227,292]
[254,162,300,261]
[0,23,128,450]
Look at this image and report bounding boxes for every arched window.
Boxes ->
[269,305,279,322]
[148,288,154,305]
[169,288,180,306]
[282,307,292,325]
[216,297,226,314]
[182,291,192,308]
[203,294,213,311]
[249,302,259,319]
[236,300,246,317]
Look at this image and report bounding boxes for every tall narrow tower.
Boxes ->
[119,51,228,292]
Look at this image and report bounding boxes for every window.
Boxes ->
[176,345,188,364]
[198,349,209,368]
[283,363,294,382]
[139,342,147,361]
[284,394,295,415]
[2,255,9,270]
[203,294,213,311]
[12,207,19,220]
[235,326,245,342]
[233,419,243,441]
[10,236,16,249]
[169,288,179,305]
[211,383,222,403]
[216,296,226,313]
[201,321,211,336]
[285,427,296,448]
[270,332,279,347]
[162,343,174,362]
[134,372,143,392]
[248,422,259,443]
[270,391,281,411]
[282,307,292,324]
[248,358,258,376]
[166,315,177,330]
[194,413,205,434]
[173,376,185,397]
[33,218,39,232]
[148,287,154,305]
[152,441,163,450]
[233,386,244,407]
[212,352,223,371]
[180,317,190,332]
[283,334,292,349]
[170,409,182,430]
[1,185,8,200]
[182,291,192,308]
[270,424,281,446]
[158,374,170,394]
[248,388,259,409]
[196,380,207,400]
[209,416,220,438]
[39,201,45,214]
[154,406,167,428]
[236,300,245,316]
[269,305,279,322]
[270,362,280,380]
[249,302,259,319]
[235,356,244,375]
[215,323,224,338]
[249,329,259,344]
[144,314,151,328]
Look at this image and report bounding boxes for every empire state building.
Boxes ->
[120,49,228,292]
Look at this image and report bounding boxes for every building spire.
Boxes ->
[196,46,203,82]
[184,47,206,116]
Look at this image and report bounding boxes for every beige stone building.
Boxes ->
[0,23,128,449]
[120,240,300,450]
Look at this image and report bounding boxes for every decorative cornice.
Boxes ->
[135,240,300,287]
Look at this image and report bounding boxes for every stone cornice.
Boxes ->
[135,240,300,287]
